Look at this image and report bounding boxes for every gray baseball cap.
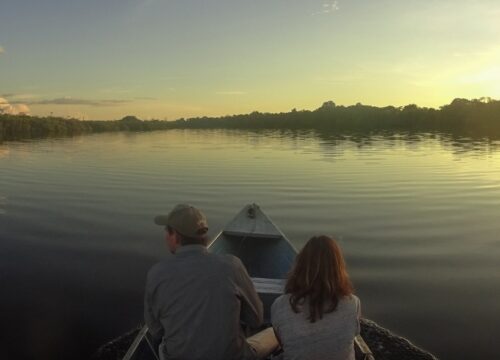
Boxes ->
[154,204,208,238]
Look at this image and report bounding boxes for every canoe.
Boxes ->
[209,203,296,324]
[94,204,437,360]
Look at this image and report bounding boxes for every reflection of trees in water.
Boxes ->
[0,146,10,158]
[213,128,500,159]
[311,129,500,156]
[440,134,500,156]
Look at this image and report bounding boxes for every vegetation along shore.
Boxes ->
[1,98,499,143]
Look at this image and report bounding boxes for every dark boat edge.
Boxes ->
[93,318,438,360]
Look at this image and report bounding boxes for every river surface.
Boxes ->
[1,129,499,360]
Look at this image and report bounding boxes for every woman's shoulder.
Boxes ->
[339,294,360,306]
[271,293,290,309]
[271,294,292,317]
[347,294,360,303]
[337,294,361,316]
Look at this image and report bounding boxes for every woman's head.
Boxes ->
[285,235,353,322]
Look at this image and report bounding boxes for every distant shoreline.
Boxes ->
[1,98,499,142]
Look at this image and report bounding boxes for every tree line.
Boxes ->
[1,98,499,142]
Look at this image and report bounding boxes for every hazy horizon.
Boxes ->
[3,97,488,122]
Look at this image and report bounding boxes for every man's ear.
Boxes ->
[167,230,180,254]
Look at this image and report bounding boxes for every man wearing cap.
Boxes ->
[145,204,266,360]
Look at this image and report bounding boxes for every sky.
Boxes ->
[1,0,500,120]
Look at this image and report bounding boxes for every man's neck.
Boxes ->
[176,244,207,255]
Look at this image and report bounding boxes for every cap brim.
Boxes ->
[154,215,169,226]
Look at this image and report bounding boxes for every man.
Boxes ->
[145,204,264,360]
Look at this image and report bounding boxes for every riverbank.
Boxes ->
[1,98,499,142]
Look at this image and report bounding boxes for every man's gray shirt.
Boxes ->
[145,245,264,360]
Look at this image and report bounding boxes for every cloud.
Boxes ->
[134,96,157,100]
[457,66,500,85]
[3,93,38,100]
[215,91,247,95]
[313,73,365,84]
[22,97,131,107]
[0,46,4,55]
[99,86,133,94]
[313,1,340,15]
[391,45,500,89]
[0,97,30,115]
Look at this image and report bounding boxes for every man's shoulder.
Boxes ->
[207,252,245,273]
[210,252,242,265]
[146,259,173,282]
[147,252,243,279]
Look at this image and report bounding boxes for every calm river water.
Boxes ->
[1,129,499,360]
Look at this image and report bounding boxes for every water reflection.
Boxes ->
[0,130,499,360]
[313,130,500,155]
[0,195,6,215]
[0,146,10,158]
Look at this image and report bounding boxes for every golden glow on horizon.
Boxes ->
[2,1,499,120]
[25,46,500,121]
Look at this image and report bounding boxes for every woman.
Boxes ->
[271,235,360,360]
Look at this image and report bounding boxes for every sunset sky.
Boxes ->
[1,0,499,120]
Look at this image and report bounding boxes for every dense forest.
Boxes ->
[1,98,499,142]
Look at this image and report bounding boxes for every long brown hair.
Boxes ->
[285,235,353,323]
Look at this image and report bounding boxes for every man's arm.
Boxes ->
[144,272,164,340]
[232,257,264,328]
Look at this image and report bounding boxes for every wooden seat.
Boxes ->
[252,277,286,294]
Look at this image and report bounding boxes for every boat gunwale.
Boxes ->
[211,203,297,254]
